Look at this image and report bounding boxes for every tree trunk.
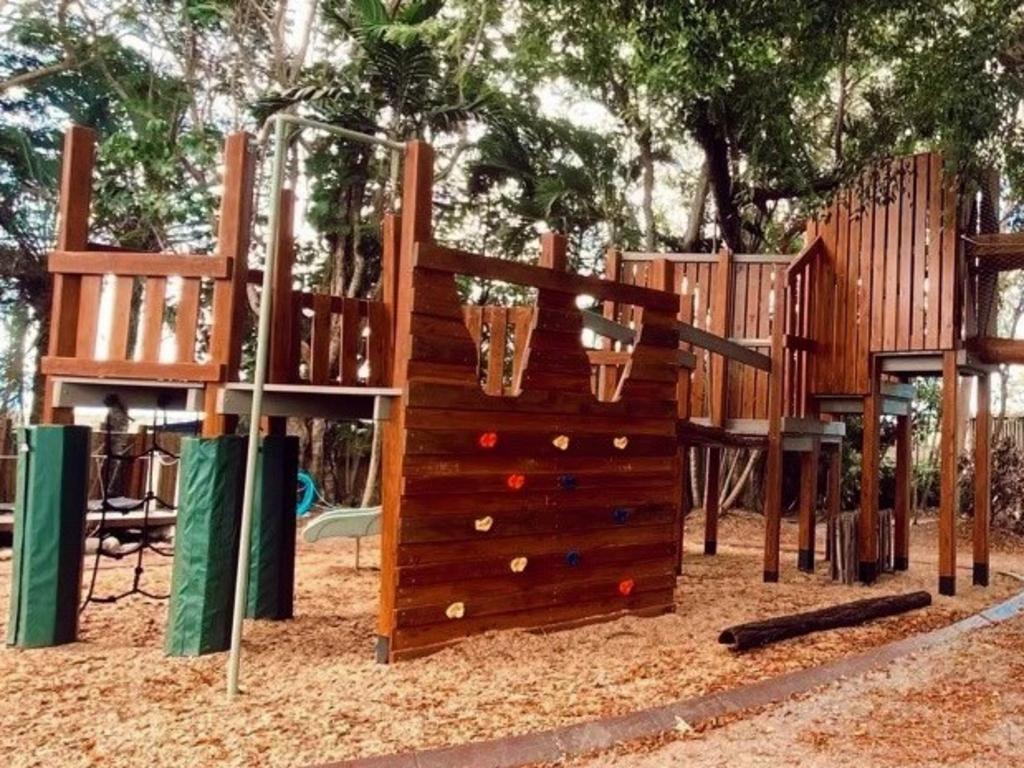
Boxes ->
[639,125,656,251]
[682,157,710,251]
[692,109,743,252]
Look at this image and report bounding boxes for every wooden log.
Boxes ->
[718,590,932,651]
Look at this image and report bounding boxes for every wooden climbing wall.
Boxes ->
[377,232,683,661]
[808,154,964,395]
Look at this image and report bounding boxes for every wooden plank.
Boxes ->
[139,277,167,362]
[367,300,389,387]
[41,357,222,382]
[484,306,507,396]
[415,242,680,313]
[925,154,943,350]
[911,154,929,350]
[310,293,332,385]
[269,189,296,384]
[939,160,958,349]
[870,164,888,352]
[894,409,911,571]
[341,298,361,385]
[883,159,900,350]
[175,278,201,363]
[762,275,786,582]
[859,360,881,582]
[203,131,254,436]
[107,275,135,360]
[74,274,102,357]
[896,158,915,350]
[677,323,771,371]
[48,251,231,278]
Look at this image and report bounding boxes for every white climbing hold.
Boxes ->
[613,436,629,450]
[474,516,494,532]
[510,556,528,573]
[446,602,465,619]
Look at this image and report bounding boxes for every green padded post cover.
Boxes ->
[246,435,299,620]
[165,435,244,656]
[7,425,91,648]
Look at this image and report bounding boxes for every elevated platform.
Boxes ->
[816,383,915,417]
[0,499,176,534]
[51,377,205,411]
[681,417,844,451]
[217,383,401,421]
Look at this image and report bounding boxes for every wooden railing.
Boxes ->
[42,125,254,431]
[783,236,825,418]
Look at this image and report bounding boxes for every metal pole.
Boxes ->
[226,114,289,698]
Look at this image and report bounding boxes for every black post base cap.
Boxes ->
[704,540,717,556]
[938,575,956,596]
[858,561,878,584]
[375,635,390,664]
[973,563,989,587]
[894,555,909,571]
[763,570,779,583]
[797,549,815,573]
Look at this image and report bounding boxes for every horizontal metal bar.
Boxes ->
[677,323,773,371]
[580,310,636,344]
[277,114,405,151]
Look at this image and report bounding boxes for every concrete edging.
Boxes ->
[316,588,1024,768]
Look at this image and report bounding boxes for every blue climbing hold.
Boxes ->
[565,550,581,567]
[612,507,630,524]
[558,474,578,490]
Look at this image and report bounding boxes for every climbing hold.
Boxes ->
[558,474,578,491]
[613,436,629,450]
[510,556,528,573]
[474,516,494,532]
[478,432,498,449]
[565,550,581,567]
[618,579,635,596]
[552,434,570,451]
[612,507,630,524]
[446,602,466,619]
[506,473,526,491]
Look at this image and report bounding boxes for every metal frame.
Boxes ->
[226,113,404,699]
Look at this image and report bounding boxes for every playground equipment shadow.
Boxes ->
[0,512,1017,768]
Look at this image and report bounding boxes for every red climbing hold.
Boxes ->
[618,579,635,596]
[506,473,526,490]
[478,432,498,449]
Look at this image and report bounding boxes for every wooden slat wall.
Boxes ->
[808,153,963,396]
[382,236,681,660]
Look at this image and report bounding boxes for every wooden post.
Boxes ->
[763,275,786,582]
[706,246,732,556]
[859,359,881,584]
[265,189,297,436]
[600,249,622,401]
[797,438,820,572]
[825,443,841,563]
[938,350,959,596]
[203,132,255,436]
[894,407,912,571]
[378,140,433,662]
[540,232,568,271]
[974,372,991,586]
[380,212,402,385]
[43,125,96,425]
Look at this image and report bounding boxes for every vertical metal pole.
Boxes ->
[226,115,289,698]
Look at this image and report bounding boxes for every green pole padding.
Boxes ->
[7,425,91,648]
[165,435,244,656]
[246,435,299,620]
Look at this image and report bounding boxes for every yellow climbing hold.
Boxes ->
[613,436,629,450]
[446,602,465,619]
[552,434,570,451]
[510,556,528,573]
[474,515,494,532]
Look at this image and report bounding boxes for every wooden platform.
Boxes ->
[217,383,401,420]
[51,377,205,411]
[816,383,915,417]
[682,417,844,451]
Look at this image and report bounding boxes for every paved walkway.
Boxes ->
[576,611,1024,767]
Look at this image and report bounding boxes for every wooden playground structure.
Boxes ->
[11,120,1021,669]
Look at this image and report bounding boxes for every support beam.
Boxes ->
[797,439,820,572]
[704,448,722,555]
[763,279,786,583]
[939,350,959,596]
[974,373,991,586]
[859,362,881,584]
[894,409,912,571]
[825,445,841,563]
